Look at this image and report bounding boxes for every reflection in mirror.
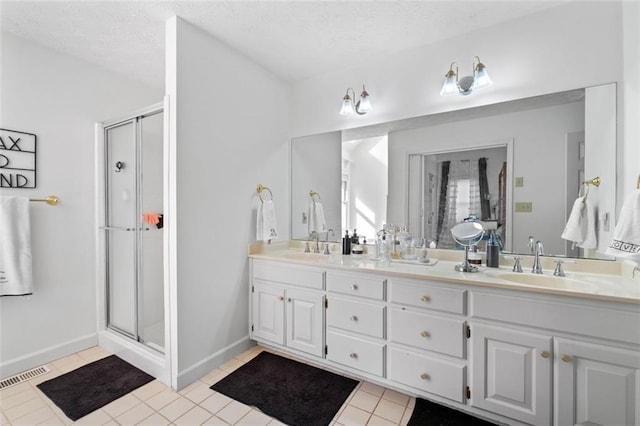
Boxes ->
[407,146,508,250]
[291,84,617,260]
[342,136,388,242]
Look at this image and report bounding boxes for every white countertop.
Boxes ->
[249,242,640,304]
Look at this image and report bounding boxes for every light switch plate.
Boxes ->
[515,177,524,187]
[515,202,532,212]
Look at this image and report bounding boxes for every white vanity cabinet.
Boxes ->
[470,323,553,425]
[470,289,640,426]
[554,338,640,426]
[387,278,468,403]
[249,255,640,426]
[325,271,386,377]
[251,260,325,358]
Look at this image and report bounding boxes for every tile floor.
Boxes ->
[0,345,416,425]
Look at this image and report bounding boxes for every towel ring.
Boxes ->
[309,190,321,201]
[578,176,601,200]
[637,174,640,189]
[256,184,273,202]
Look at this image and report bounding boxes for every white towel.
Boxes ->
[606,189,640,259]
[307,200,327,235]
[256,200,278,243]
[561,196,597,249]
[0,196,33,296]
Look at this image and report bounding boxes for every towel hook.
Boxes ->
[256,184,273,202]
[309,190,321,201]
[637,174,640,189]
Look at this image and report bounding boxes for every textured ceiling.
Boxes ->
[0,1,567,88]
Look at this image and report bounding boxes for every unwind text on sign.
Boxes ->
[0,128,37,188]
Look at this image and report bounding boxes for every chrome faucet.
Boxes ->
[309,231,321,253]
[532,240,544,274]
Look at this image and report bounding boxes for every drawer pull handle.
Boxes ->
[278,296,284,301]
[420,330,430,338]
[561,354,572,363]
[351,284,358,290]
[540,350,550,359]
[350,315,358,322]
[420,373,430,380]
[349,353,358,359]
[420,295,430,302]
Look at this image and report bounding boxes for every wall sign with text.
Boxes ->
[0,128,37,188]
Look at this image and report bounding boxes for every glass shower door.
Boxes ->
[104,110,164,352]
[105,120,138,338]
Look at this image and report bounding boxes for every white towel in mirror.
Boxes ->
[606,189,640,259]
[0,196,33,296]
[308,200,327,235]
[257,199,278,243]
[561,196,596,249]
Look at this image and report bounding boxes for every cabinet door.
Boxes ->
[286,288,324,358]
[471,323,552,425]
[252,282,285,345]
[555,338,640,426]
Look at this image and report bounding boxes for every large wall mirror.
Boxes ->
[291,83,617,260]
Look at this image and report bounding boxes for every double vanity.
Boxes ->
[248,242,640,426]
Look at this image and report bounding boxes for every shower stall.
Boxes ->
[97,102,169,382]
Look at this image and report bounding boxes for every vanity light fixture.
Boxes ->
[340,85,373,115]
[440,56,493,96]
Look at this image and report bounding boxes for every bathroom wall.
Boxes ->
[289,2,634,210]
[165,17,291,389]
[0,33,161,378]
[622,1,640,202]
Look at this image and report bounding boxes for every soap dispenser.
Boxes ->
[342,230,351,255]
[486,230,500,268]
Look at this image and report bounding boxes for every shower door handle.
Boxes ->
[100,226,135,231]
[100,226,152,231]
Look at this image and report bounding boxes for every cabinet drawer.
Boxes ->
[327,331,385,377]
[388,347,466,403]
[253,259,324,290]
[328,297,385,338]
[326,271,385,300]
[390,279,465,314]
[389,309,465,357]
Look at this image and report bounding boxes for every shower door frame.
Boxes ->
[98,102,166,351]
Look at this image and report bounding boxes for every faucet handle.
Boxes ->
[304,242,310,253]
[323,243,331,255]
[553,260,565,277]
[512,256,523,273]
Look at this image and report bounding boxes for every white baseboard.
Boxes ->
[176,336,253,390]
[0,333,98,380]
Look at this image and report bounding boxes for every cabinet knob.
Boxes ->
[350,315,358,322]
[420,295,430,302]
[351,284,358,290]
[420,373,430,380]
[349,353,358,359]
[540,350,550,359]
[287,297,292,303]
[278,296,284,301]
[561,354,572,363]
[420,330,430,338]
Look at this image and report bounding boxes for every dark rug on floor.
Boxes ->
[210,351,358,426]
[408,397,498,426]
[37,355,154,421]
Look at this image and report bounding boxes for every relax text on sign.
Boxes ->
[0,128,37,188]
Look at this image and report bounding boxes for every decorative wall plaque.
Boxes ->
[0,128,37,188]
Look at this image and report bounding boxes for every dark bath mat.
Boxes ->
[210,351,358,426]
[37,355,154,421]
[408,397,498,426]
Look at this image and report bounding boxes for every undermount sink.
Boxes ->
[283,252,329,261]
[497,273,599,291]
